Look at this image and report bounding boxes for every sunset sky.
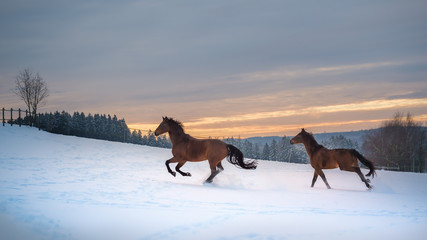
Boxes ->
[1,0,426,138]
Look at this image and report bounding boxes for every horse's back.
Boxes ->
[312,148,339,169]
[328,148,359,170]
[205,139,228,160]
[183,138,228,161]
[312,148,358,170]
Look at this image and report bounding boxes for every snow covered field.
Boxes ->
[1,126,426,240]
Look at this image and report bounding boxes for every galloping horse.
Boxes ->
[154,117,257,183]
[290,129,376,189]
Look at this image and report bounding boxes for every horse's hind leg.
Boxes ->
[216,162,224,172]
[354,167,371,189]
[205,169,220,183]
[311,171,318,187]
[205,160,221,183]
[317,169,331,189]
[175,161,191,177]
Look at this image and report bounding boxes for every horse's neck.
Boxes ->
[168,128,187,145]
[303,137,321,157]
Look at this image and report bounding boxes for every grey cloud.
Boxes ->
[2,0,426,75]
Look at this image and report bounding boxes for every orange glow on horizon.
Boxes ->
[128,98,427,138]
[186,98,427,127]
[128,116,425,139]
[179,118,388,138]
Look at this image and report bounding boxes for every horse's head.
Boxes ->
[290,128,307,144]
[154,116,170,136]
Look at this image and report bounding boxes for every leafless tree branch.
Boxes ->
[12,68,49,123]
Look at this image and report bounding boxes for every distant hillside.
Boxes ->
[245,129,375,147]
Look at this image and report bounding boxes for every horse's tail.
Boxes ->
[227,144,257,170]
[352,150,376,178]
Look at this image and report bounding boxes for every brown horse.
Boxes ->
[154,117,257,183]
[290,128,376,189]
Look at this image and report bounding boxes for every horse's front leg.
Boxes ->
[311,171,318,187]
[175,161,191,177]
[165,157,180,177]
[316,169,331,189]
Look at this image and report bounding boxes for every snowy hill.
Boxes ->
[0,126,426,240]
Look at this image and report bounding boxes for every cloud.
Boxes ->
[186,98,427,127]
[185,119,388,138]
[230,61,405,84]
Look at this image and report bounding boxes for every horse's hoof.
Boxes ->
[204,179,213,184]
[185,172,192,177]
[171,172,176,177]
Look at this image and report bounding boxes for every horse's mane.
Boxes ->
[164,117,186,136]
[165,117,184,129]
[302,129,324,152]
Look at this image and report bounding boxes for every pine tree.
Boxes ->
[278,136,290,162]
[321,135,360,150]
[253,144,261,159]
[86,113,95,138]
[243,140,254,159]
[142,134,148,145]
[262,143,270,160]
[269,139,278,161]
[147,130,156,146]
[78,112,86,137]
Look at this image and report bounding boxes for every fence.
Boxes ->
[1,108,41,130]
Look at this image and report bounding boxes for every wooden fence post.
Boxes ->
[10,108,13,126]
[19,108,22,127]
[25,110,30,127]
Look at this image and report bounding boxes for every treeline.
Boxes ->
[16,111,171,148]
[362,113,426,172]
[224,136,308,163]
[224,134,360,164]
[11,110,360,164]
[11,110,426,172]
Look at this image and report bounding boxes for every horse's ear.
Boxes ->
[162,116,166,120]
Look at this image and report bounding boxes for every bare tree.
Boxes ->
[362,112,426,172]
[13,68,49,125]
